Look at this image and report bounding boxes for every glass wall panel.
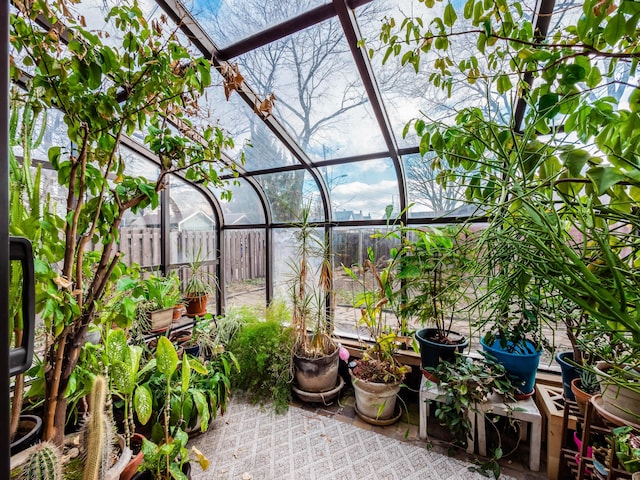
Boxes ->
[320,159,399,221]
[116,149,161,268]
[210,180,266,225]
[169,176,217,265]
[223,229,266,309]
[184,0,329,49]
[236,19,385,160]
[272,226,324,312]
[255,170,323,223]
[332,225,402,339]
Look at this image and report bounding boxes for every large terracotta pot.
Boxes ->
[184,294,208,317]
[350,370,402,423]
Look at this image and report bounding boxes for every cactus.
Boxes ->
[81,375,114,480]
[21,441,63,480]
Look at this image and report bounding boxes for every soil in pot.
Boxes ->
[415,328,468,373]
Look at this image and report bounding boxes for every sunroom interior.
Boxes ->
[6,0,640,479]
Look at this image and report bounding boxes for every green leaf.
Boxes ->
[587,166,626,194]
[156,336,178,377]
[443,3,457,27]
[604,13,625,45]
[496,74,512,94]
[134,384,152,425]
[562,149,590,177]
[181,354,191,394]
[538,93,560,118]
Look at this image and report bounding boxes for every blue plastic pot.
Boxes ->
[480,336,542,395]
[555,350,580,401]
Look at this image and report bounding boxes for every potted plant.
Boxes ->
[289,202,343,402]
[133,274,183,333]
[10,0,238,446]
[425,352,516,477]
[397,225,472,374]
[134,336,210,479]
[571,370,600,415]
[377,0,640,415]
[613,426,640,474]
[344,249,411,424]
[182,249,216,318]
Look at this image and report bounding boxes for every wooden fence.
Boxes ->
[112,228,387,284]
[116,227,265,284]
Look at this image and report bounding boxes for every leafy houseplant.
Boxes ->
[425,352,516,478]
[378,0,640,403]
[288,202,342,398]
[344,247,411,423]
[10,0,239,445]
[398,226,473,372]
[137,337,210,480]
[613,426,640,474]
[182,249,216,318]
[132,274,183,332]
[227,306,295,413]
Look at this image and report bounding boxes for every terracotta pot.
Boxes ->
[119,433,145,480]
[184,294,208,317]
[172,303,184,321]
[571,377,594,415]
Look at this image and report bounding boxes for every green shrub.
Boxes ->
[228,314,294,413]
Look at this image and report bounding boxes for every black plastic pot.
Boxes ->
[293,345,340,393]
[555,350,580,401]
[10,414,42,456]
[415,328,468,372]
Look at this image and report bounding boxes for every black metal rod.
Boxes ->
[1,0,11,475]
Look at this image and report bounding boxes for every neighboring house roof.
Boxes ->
[178,211,216,231]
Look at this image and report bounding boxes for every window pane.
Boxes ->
[169,176,217,265]
[254,170,323,223]
[224,229,267,309]
[210,180,266,225]
[320,159,400,221]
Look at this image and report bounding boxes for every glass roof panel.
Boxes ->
[235,18,386,161]
[254,170,323,223]
[184,0,330,49]
[320,159,399,221]
[210,180,266,225]
[358,0,532,148]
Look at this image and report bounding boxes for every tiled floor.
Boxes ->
[289,382,550,480]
